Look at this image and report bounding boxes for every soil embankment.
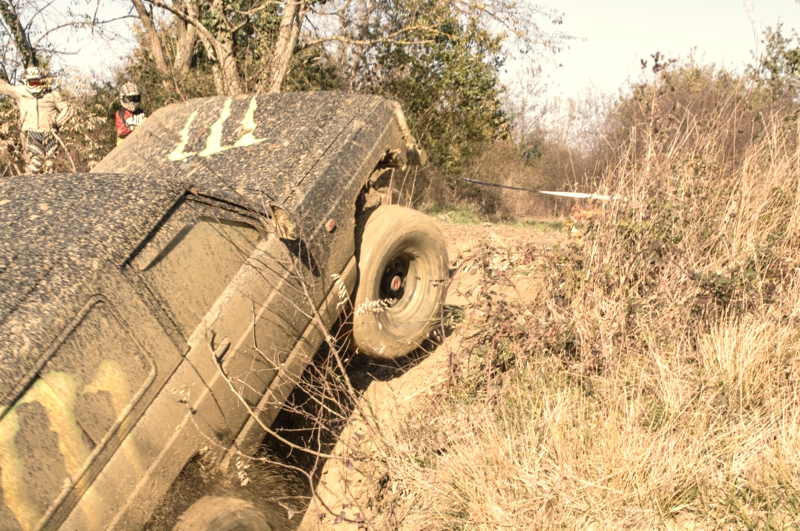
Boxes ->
[294,220,562,530]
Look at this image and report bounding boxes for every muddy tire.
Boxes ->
[352,205,449,359]
[172,496,272,531]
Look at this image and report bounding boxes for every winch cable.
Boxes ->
[462,178,618,201]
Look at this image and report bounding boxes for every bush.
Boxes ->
[368,59,800,528]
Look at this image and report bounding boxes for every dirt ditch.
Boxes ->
[144,219,563,530]
[286,220,563,530]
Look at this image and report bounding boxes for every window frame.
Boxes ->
[0,267,184,531]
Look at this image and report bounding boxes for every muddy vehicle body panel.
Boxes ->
[0,93,414,530]
[94,91,408,282]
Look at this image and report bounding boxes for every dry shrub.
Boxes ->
[409,134,588,221]
[461,139,576,219]
[369,64,800,529]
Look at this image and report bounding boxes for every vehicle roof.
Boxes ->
[0,173,180,404]
[2,92,396,324]
[0,173,178,321]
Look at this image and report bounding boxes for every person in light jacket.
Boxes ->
[0,66,74,174]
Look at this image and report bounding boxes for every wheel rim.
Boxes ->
[380,254,411,302]
[373,243,436,335]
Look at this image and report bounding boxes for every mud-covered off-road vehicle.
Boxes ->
[0,92,449,530]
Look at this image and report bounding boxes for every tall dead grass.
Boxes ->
[369,69,800,529]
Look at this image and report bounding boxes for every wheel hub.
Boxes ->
[390,275,402,291]
[380,257,409,301]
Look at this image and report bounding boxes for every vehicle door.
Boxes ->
[128,195,313,441]
[0,265,182,531]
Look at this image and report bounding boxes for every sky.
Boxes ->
[54,0,800,99]
[533,0,800,99]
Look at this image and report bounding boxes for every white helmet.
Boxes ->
[120,82,141,112]
[23,66,47,94]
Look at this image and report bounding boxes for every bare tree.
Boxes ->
[172,0,197,74]
[134,0,239,94]
[131,0,305,95]
[0,0,134,81]
[129,0,566,96]
[268,0,309,93]
[130,0,170,75]
[0,0,37,69]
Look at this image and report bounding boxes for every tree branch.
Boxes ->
[144,0,217,52]
[0,0,37,66]
[300,25,442,48]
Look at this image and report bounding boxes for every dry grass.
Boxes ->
[366,72,800,529]
[459,139,576,219]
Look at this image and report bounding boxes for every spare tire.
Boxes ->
[173,496,272,531]
[352,205,449,359]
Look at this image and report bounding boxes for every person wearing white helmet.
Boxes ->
[115,82,147,145]
[0,66,74,174]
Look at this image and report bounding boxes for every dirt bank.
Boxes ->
[294,220,563,530]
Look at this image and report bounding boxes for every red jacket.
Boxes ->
[115,108,146,139]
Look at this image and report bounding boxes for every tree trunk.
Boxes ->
[175,21,196,73]
[268,0,307,93]
[173,0,196,73]
[0,0,37,67]
[195,29,241,95]
[215,39,242,94]
[143,0,244,94]
[130,0,170,76]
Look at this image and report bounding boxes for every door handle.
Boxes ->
[213,337,231,362]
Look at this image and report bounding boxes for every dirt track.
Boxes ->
[294,220,562,530]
